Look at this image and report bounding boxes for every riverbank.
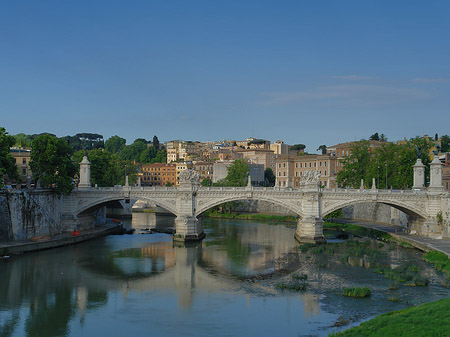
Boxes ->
[0,221,122,256]
[330,298,450,337]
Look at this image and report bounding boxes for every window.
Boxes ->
[22,158,27,164]
[319,161,322,167]
[325,161,327,167]
[325,170,327,176]
[283,172,286,176]
[283,163,286,168]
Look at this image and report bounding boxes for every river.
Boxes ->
[0,213,449,336]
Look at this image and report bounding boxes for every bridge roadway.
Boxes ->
[62,178,450,244]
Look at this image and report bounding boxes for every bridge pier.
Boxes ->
[174,216,205,243]
[295,217,326,244]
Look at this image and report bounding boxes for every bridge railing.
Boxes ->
[78,185,427,195]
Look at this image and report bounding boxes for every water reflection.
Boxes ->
[1,216,449,337]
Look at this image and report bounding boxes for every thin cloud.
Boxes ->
[411,77,450,83]
[261,84,432,106]
[331,75,373,80]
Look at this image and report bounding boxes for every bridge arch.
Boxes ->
[321,198,428,220]
[77,194,179,217]
[196,195,303,218]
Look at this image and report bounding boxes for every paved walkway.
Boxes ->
[333,219,450,257]
[0,222,121,256]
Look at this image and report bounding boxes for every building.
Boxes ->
[140,163,177,186]
[193,161,214,184]
[234,148,276,171]
[10,148,32,187]
[275,154,338,188]
[270,140,289,155]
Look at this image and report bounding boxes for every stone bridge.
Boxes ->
[62,156,450,243]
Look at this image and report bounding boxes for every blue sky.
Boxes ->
[1,0,449,152]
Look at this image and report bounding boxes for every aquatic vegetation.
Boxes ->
[292,273,308,280]
[342,287,371,298]
[404,276,429,287]
[388,296,401,302]
[388,282,399,290]
[275,282,307,291]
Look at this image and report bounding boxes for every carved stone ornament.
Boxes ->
[300,170,321,185]
[179,169,201,186]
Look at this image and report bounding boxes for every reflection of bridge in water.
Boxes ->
[65,156,450,243]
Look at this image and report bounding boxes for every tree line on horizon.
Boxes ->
[2,127,450,194]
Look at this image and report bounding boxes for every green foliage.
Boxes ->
[165,181,173,187]
[152,135,160,149]
[105,135,126,154]
[423,250,450,277]
[63,133,104,152]
[264,167,276,186]
[0,127,19,186]
[73,149,128,187]
[30,134,77,194]
[329,299,450,337]
[140,147,166,164]
[441,134,450,152]
[214,159,249,187]
[118,140,147,162]
[290,144,306,151]
[201,178,212,187]
[275,282,307,291]
[337,138,433,189]
[369,132,380,141]
[324,209,343,219]
[13,133,32,148]
[317,144,327,154]
[342,287,371,298]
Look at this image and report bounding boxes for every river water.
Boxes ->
[1,213,449,337]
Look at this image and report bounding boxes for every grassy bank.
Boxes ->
[330,298,450,337]
[204,210,297,222]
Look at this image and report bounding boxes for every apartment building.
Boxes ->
[141,163,177,186]
[275,155,338,188]
[10,148,32,187]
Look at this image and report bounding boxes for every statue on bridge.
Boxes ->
[179,169,201,188]
[300,170,321,188]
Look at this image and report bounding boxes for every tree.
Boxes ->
[119,140,148,162]
[337,140,372,188]
[152,135,160,150]
[264,168,275,187]
[337,138,430,190]
[0,127,19,186]
[13,133,32,148]
[435,133,439,141]
[63,133,104,151]
[105,135,126,154]
[290,144,306,151]
[73,149,125,187]
[214,159,249,187]
[380,134,388,142]
[201,178,212,187]
[30,135,77,194]
[369,133,380,141]
[441,135,450,153]
[317,145,327,155]
[165,181,173,187]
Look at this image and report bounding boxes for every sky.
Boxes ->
[1,0,449,152]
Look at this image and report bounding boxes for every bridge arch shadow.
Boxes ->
[322,199,427,221]
[77,196,178,217]
[196,196,303,219]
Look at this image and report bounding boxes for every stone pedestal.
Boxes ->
[295,217,326,244]
[413,158,425,190]
[429,156,444,192]
[78,156,91,189]
[174,216,205,242]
